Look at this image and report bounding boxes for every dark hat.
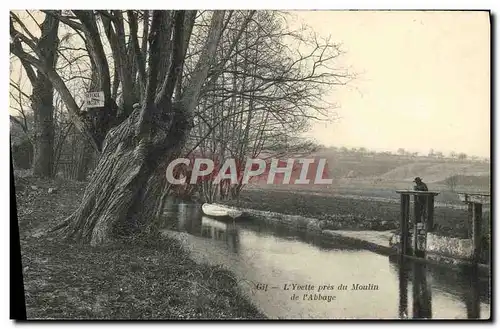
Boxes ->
[413,177,422,182]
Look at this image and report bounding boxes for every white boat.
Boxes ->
[201,203,243,219]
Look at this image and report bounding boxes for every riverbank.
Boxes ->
[218,188,490,267]
[162,205,490,319]
[221,187,491,239]
[212,200,490,274]
[14,175,264,319]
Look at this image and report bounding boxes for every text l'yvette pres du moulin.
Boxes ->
[255,283,380,302]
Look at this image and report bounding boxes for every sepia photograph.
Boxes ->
[9,7,491,320]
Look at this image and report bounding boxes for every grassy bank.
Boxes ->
[222,188,491,240]
[14,176,264,319]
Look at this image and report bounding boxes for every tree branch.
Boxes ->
[155,11,187,106]
[10,42,100,151]
[181,11,226,114]
[43,10,84,31]
[9,81,31,100]
[10,12,39,47]
[205,11,256,86]
[73,10,112,100]
[135,10,164,137]
[127,10,146,101]
[141,10,150,60]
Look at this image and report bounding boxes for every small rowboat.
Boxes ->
[202,203,243,219]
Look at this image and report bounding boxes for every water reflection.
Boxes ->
[200,216,240,253]
[398,259,409,319]
[411,261,433,319]
[162,200,490,319]
[462,266,481,319]
[163,200,241,253]
[396,259,432,319]
[394,256,485,319]
[176,202,202,235]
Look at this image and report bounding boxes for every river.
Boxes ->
[161,200,491,320]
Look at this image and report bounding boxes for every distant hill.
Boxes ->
[434,175,491,187]
[314,151,409,178]
[378,162,490,183]
[312,149,490,188]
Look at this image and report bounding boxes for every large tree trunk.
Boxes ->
[32,74,55,177]
[55,103,192,246]
[30,13,60,177]
[42,10,228,246]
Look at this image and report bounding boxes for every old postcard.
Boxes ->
[10,9,491,320]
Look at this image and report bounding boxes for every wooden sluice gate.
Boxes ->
[394,190,490,319]
[396,190,440,258]
[457,192,490,264]
[395,190,490,264]
[395,190,439,319]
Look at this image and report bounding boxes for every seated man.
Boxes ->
[413,177,428,224]
[413,177,428,191]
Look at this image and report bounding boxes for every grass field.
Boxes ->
[222,187,491,240]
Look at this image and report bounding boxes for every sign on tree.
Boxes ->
[84,91,105,108]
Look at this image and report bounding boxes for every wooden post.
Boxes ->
[467,202,474,239]
[426,195,434,232]
[458,192,489,263]
[400,194,410,256]
[413,195,420,256]
[472,203,483,263]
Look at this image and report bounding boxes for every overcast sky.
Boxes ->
[10,10,490,158]
[293,11,490,158]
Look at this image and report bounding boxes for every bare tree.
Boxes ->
[186,11,350,201]
[9,65,32,141]
[444,175,458,192]
[11,10,250,245]
[9,77,34,169]
[11,11,60,177]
